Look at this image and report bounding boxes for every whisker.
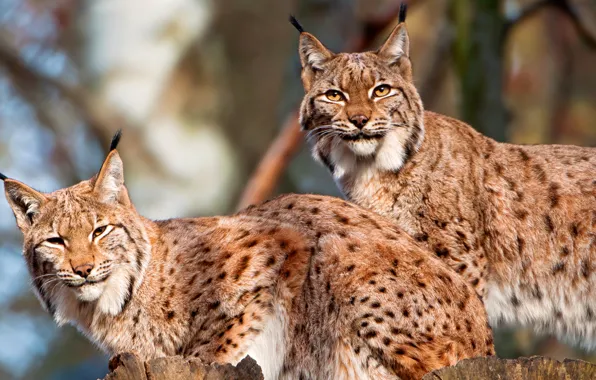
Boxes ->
[31,273,57,281]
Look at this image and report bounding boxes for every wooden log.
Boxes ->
[104,353,596,379]
[423,355,596,380]
[103,353,263,380]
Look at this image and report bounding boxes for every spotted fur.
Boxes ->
[296,13,596,349]
[2,150,493,379]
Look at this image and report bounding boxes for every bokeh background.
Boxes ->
[0,0,595,378]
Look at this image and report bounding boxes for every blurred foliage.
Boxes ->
[0,0,594,378]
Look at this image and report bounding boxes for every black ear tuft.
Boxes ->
[109,129,122,151]
[0,173,7,181]
[398,2,407,23]
[289,15,305,33]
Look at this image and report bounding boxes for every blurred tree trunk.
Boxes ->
[451,0,507,141]
[214,0,296,205]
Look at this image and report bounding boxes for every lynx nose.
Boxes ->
[349,115,369,129]
[73,263,94,278]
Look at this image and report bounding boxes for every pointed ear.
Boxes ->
[378,23,410,63]
[93,150,130,206]
[299,32,333,69]
[299,33,334,91]
[3,179,47,231]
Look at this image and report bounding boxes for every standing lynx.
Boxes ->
[1,135,493,379]
[295,7,596,348]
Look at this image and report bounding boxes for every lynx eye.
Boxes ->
[46,237,65,246]
[373,85,391,98]
[93,225,108,238]
[325,90,345,102]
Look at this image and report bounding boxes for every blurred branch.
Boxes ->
[503,0,596,49]
[236,3,412,210]
[5,68,81,183]
[0,31,167,175]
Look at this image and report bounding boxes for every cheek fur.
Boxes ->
[32,246,63,271]
[302,96,344,130]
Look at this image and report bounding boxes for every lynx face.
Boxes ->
[3,151,151,318]
[298,21,424,176]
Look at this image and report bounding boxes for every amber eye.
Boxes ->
[373,85,391,98]
[93,226,107,238]
[325,90,345,102]
[46,237,64,246]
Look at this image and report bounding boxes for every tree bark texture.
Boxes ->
[103,353,596,379]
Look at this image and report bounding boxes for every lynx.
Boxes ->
[295,6,596,348]
[1,134,493,379]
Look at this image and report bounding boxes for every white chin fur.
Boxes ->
[74,282,105,302]
[374,129,409,172]
[346,139,379,156]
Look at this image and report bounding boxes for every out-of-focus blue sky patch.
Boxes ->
[0,245,28,307]
[0,313,58,378]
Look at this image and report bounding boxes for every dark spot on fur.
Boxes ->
[511,295,520,307]
[581,260,591,278]
[570,222,579,237]
[549,183,560,207]
[552,261,566,274]
[515,209,529,220]
[517,237,524,254]
[234,255,251,281]
[561,246,570,256]
[518,149,530,161]
[544,215,555,233]
[532,164,547,183]
[435,245,449,258]
[266,256,276,267]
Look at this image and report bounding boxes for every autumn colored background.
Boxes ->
[0,0,594,378]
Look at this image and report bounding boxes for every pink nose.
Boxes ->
[349,115,369,129]
[73,263,94,278]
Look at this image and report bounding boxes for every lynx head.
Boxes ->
[294,5,424,179]
[1,132,151,322]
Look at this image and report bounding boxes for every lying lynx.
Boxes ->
[1,134,493,379]
[294,5,596,347]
